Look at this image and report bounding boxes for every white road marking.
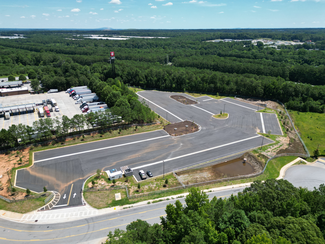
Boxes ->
[34,135,170,163]
[73,193,76,198]
[132,135,261,170]
[202,98,214,102]
[137,93,184,121]
[222,99,257,111]
[260,113,266,133]
[192,105,215,115]
[63,194,66,199]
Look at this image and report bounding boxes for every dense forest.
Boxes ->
[0,29,325,113]
[106,180,325,244]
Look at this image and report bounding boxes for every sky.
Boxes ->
[0,0,324,29]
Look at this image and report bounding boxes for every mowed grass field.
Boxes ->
[290,111,325,156]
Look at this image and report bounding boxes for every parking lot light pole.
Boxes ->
[163,160,165,179]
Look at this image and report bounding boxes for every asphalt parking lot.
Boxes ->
[0,91,83,130]
[16,91,281,207]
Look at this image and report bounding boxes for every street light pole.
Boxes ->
[163,160,165,179]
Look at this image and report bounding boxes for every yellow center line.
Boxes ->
[67,184,73,206]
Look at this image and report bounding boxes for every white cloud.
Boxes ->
[253,5,261,8]
[163,2,173,5]
[149,3,153,5]
[89,11,98,14]
[71,8,81,12]
[156,0,165,1]
[219,11,224,13]
[76,0,82,2]
[43,13,50,16]
[100,8,104,10]
[114,9,123,13]
[31,15,36,18]
[57,9,62,11]
[251,10,256,12]
[312,21,319,23]
[66,15,70,17]
[271,0,282,1]
[198,1,205,3]
[189,0,197,2]
[5,15,10,17]
[151,5,157,8]
[269,9,279,11]
[109,0,122,4]
[151,15,156,19]
[119,9,123,11]
[20,16,25,18]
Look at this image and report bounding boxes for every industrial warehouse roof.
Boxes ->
[0,87,27,93]
[0,81,23,87]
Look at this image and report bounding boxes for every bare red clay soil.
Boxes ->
[164,121,199,136]
[170,95,197,105]
[176,153,263,185]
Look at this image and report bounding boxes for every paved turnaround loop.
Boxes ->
[16,91,279,207]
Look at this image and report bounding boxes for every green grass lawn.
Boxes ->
[0,195,49,213]
[290,111,325,156]
[257,108,276,113]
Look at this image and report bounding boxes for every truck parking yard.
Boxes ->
[0,91,84,130]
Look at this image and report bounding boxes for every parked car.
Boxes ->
[139,170,147,180]
[55,106,60,112]
[42,100,46,106]
[147,171,153,177]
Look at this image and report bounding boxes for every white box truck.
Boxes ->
[38,107,44,117]
[4,112,10,120]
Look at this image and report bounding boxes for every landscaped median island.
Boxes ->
[213,112,229,119]
[83,171,182,209]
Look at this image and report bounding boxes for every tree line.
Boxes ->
[106,180,325,244]
[0,110,121,149]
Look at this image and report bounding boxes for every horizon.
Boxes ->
[1,0,324,29]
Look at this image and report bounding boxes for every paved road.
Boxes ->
[16,91,279,207]
[2,162,325,243]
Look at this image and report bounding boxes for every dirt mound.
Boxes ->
[164,121,199,136]
[170,95,197,105]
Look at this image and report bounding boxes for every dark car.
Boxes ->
[139,170,147,180]
[42,100,46,106]
[80,103,88,109]
[147,171,153,177]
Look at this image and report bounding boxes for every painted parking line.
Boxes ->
[202,98,214,102]
[137,93,184,122]
[221,99,257,111]
[132,135,261,170]
[34,134,170,163]
[191,105,215,116]
[260,113,266,133]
